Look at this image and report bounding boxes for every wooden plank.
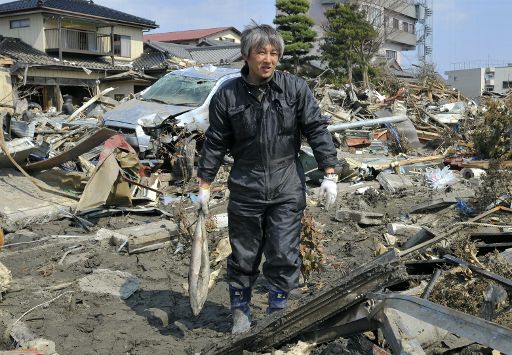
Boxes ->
[23,128,118,172]
[119,220,179,253]
[66,87,114,122]
[443,254,512,288]
[400,206,512,258]
[461,160,512,169]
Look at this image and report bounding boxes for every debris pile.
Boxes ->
[0,64,511,354]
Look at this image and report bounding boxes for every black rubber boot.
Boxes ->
[267,285,288,314]
[229,285,252,334]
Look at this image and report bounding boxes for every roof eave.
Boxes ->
[0,7,158,29]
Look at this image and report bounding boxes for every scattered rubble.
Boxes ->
[0,65,511,354]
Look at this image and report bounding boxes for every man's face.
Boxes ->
[243,43,279,83]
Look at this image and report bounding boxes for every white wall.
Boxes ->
[98,25,144,60]
[445,68,484,98]
[493,66,512,94]
[0,13,45,51]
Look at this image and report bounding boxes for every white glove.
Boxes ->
[319,174,338,210]
[197,187,210,216]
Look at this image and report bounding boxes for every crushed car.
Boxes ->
[103,65,240,161]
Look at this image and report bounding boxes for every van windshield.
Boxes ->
[141,74,217,106]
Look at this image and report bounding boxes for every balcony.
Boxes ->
[386,30,416,49]
[45,28,112,56]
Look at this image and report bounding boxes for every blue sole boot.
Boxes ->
[229,285,252,334]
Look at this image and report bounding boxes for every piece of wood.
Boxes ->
[370,155,444,171]
[421,268,442,299]
[443,254,512,288]
[122,220,179,253]
[66,87,114,122]
[461,160,512,169]
[400,206,512,258]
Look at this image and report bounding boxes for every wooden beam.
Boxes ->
[65,87,114,122]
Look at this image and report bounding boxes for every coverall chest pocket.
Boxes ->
[275,97,297,135]
[228,104,256,141]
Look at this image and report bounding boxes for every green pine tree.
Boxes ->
[274,0,316,73]
[321,3,379,86]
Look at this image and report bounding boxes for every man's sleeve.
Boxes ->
[297,79,338,170]
[197,92,233,182]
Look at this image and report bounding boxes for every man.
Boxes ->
[196,23,338,334]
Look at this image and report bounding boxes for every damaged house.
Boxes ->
[0,0,159,110]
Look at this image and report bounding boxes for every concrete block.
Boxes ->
[376,172,415,193]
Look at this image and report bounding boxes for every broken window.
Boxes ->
[141,74,217,107]
[113,34,131,57]
[503,81,512,89]
[485,85,495,92]
[10,18,30,29]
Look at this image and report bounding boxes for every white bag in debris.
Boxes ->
[424,166,458,190]
[0,261,12,295]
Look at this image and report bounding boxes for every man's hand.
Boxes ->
[197,187,210,215]
[319,173,338,210]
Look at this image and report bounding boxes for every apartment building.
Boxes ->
[308,0,417,65]
[445,66,512,98]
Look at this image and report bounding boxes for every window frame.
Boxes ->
[113,34,131,58]
[386,50,397,60]
[10,18,30,29]
[392,18,399,29]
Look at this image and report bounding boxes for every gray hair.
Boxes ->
[240,23,285,59]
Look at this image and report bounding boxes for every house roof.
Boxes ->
[143,27,239,42]
[0,35,135,71]
[0,0,157,28]
[144,41,242,66]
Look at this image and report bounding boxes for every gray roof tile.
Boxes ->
[0,0,157,28]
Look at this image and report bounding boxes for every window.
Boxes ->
[402,21,409,32]
[384,15,389,27]
[113,34,131,57]
[392,18,399,29]
[485,72,495,80]
[386,50,397,60]
[114,94,125,101]
[409,23,415,33]
[10,18,30,29]
[503,81,512,89]
[485,85,495,92]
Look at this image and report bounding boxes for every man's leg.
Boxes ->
[227,197,266,333]
[262,198,304,313]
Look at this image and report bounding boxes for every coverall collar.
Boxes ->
[241,64,283,94]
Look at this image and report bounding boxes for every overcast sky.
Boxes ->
[0,0,510,76]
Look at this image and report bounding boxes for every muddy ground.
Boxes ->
[0,167,498,354]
